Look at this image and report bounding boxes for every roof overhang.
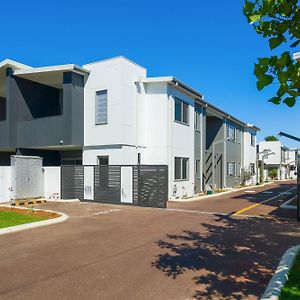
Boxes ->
[13,64,90,89]
[0,59,32,97]
[140,76,259,130]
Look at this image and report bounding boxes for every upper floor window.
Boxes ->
[174,98,189,125]
[195,111,201,132]
[251,133,255,147]
[95,90,108,125]
[227,125,236,142]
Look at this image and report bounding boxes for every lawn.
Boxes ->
[0,207,58,229]
[280,253,300,300]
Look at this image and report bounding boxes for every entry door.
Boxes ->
[121,167,133,203]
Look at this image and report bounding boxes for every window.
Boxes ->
[138,153,141,165]
[95,90,108,125]
[251,133,255,147]
[250,163,255,175]
[195,111,201,132]
[174,98,189,125]
[0,97,6,121]
[175,157,189,180]
[227,125,236,142]
[227,162,236,176]
[98,156,109,165]
[195,159,200,177]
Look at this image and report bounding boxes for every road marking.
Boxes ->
[94,209,120,215]
[233,187,296,216]
[245,191,256,193]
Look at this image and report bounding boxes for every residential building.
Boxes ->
[0,56,259,199]
[258,141,294,180]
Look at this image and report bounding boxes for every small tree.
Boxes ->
[243,0,300,107]
[269,168,278,180]
[265,135,279,141]
[241,167,253,185]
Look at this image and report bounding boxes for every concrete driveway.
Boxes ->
[0,181,299,300]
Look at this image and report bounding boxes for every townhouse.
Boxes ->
[258,141,294,180]
[0,56,259,201]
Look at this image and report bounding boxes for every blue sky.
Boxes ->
[1,0,299,148]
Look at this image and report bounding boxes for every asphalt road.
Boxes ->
[0,181,299,300]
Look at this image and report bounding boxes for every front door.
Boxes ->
[121,167,133,203]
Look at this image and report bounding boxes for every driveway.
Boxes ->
[0,181,299,300]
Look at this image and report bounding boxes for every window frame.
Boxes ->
[226,161,236,177]
[251,133,255,147]
[174,98,189,125]
[227,125,236,142]
[95,89,108,125]
[175,157,189,181]
[195,111,201,132]
[97,156,109,166]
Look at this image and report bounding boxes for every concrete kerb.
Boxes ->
[0,205,69,235]
[170,182,275,203]
[261,245,300,300]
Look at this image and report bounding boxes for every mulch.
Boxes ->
[0,207,60,219]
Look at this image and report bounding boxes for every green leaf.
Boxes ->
[291,40,300,48]
[243,0,255,14]
[249,14,261,24]
[277,84,288,97]
[268,97,281,105]
[287,90,298,97]
[269,37,283,50]
[277,52,291,67]
[283,97,296,107]
[257,74,274,90]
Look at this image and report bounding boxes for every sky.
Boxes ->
[1,0,299,148]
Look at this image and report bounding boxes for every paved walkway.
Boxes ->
[0,181,299,299]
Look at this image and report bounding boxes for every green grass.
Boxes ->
[0,211,47,228]
[280,253,300,300]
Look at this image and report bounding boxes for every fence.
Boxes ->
[61,165,168,208]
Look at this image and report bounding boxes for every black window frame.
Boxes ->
[175,157,189,181]
[174,98,189,125]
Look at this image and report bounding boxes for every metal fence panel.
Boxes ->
[133,165,168,208]
[61,165,168,208]
[61,166,84,199]
[94,165,121,204]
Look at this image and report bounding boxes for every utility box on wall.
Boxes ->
[11,155,43,200]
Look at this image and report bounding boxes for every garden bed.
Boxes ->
[280,252,300,299]
[0,207,59,229]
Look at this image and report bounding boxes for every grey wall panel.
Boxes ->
[3,71,84,150]
[14,77,61,121]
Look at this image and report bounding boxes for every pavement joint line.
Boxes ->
[233,187,296,216]
[165,208,228,216]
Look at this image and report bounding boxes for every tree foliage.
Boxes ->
[243,0,300,107]
[269,168,278,180]
[265,135,279,141]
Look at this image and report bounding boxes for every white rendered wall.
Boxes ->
[43,167,60,199]
[259,141,282,165]
[0,167,11,203]
[139,82,196,198]
[83,57,146,163]
[243,130,257,185]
